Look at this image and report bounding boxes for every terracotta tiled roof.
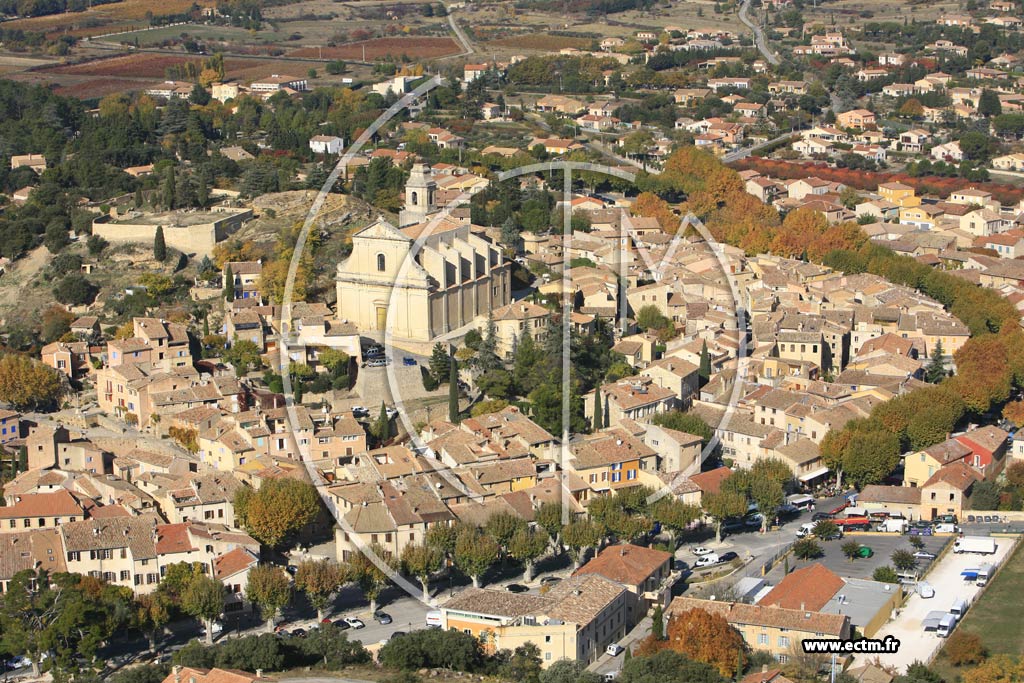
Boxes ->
[668,597,849,637]
[0,490,85,519]
[161,668,264,683]
[573,543,671,587]
[214,547,259,580]
[689,466,732,495]
[760,563,844,611]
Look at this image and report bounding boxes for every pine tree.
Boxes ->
[429,342,450,383]
[651,604,664,640]
[593,391,602,433]
[224,264,234,302]
[449,356,459,423]
[162,167,175,209]
[153,226,167,262]
[925,340,946,383]
[373,401,390,442]
[478,313,500,371]
[698,340,711,387]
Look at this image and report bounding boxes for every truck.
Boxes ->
[834,516,872,531]
[937,614,958,638]
[786,494,815,511]
[879,518,908,534]
[922,611,946,632]
[976,563,994,586]
[954,536,997,555]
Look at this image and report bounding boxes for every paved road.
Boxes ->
[738,0,779,66]
[722,131,796,164]
[446,9,474,56]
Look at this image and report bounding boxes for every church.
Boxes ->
[335,164,512,342]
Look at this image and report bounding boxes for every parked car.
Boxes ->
[694,554,720,567]
[344,617,365,629]
[352,406,369,418]
[285,565,298,576]
[909,526,934,537]
[290,628,307,638]
[692,546,713,556]
[539,576,562,586]
[857,546,874,558]
[811,512,834,522]
[936,514,958,524]
[391,631,407,639]
[722,518,745,533]
[275,629,291,638]
[917,581,935,599]
[199,621,223,636]
[914,551,938,560]
[506,584,529,593]
[332,619,351,630]
[374,611,393,625]
[402,357,417,366]
[364,345,384,357]
[365,357,389,368]
[719,551,739,562]
[604,672,620,682]
[744,514,763,528]
[606,644,625,657]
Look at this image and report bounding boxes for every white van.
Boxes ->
[937,614,957,638]
[950,598,969,618]
[796,522,816,538]
[425,610,443,628]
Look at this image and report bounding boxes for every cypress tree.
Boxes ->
[154,226,167,262]
[449,356,459,423]
[203,314,210,338]
[698,340,711,387]
[224,264,235,302]
[593,391,603,433]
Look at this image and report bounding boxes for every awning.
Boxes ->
[798,466,831,482]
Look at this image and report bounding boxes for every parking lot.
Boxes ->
[865,537,1016,673]
[763,532,951,583]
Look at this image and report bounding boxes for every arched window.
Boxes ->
[377,253,386,272]
[410,190,419,205]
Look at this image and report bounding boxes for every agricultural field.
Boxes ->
[0,0,199,38]
[287,36,461,60]
[798,0,963,35]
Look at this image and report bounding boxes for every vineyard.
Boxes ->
[487,33,593,50]
[287,37,460,60]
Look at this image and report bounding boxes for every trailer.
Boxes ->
[786,494,815,511]
[921,611,946,632]
[879,518,908,533]
[835,516,872,531]
[954,536,996,555]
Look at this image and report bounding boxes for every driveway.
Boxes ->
[863,538,1016,673]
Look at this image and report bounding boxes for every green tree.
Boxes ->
[792,538,823,560]
[620,648,727,683]
[154,226,167,262]
[351,544,393,614]
[429,342,450,383]
[181,574,225,645]
[841,540,862,561]
[651,604,664,640]
[294,559,346,620]
[378,628,485,671]
[372,401,391,442]
[132,592,172,652]
[298,624,371,669]
[449,356,460,422]
[813,520,840,540]
[561,519,603,569]
[535,501,566,551]
[223,339,263,374]
[401,543,444,602]
[246,565,292,632]
[500,643,543,683]
[891,549,918,572]
[224,264,235,301]
[0,355,63,411]
[233,479,321,549]
[925,340,946,383]
[509,528,548,580]
[702,490,747,542]
[749,477,784,532]
[698,340,711,386]
[650,411,713,444]
[978,89,1002,118]
[593,388,603,432]
[454,526,499,587]
[651,497,700,547]
[873,566,899,583]
[540,659,603,683]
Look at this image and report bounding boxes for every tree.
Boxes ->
[812,520,839,540]
[651,605,664,640]
[379,628,485,671]
[429,342,450,383]
[246,565,292,632]
[620,649,727,683]
[664,609,745,678]
[909,536,925,550]
[449,355,460,422]
[372,401,391,442]
[841,540,862,561]
[223,339,263,374]
[454,526,499,587]
[978,89,1002,118]
[500,643,543,683]
[792,538,823,560]
[181,574,225,645]
[650,412,713,445]
[154,226,167,262]
[698,340,711,386]
[972,480,1001,510]
[651,498,699,547]
[53,273,96,305]
[294,559,346,620]
[540,659,603,683]
[132,592,172,652]
[561,519,602,569]
[749,477,784,532]
[224,264,235,301]
[925,340,946,383]
[899,98,924,119]
[233,479,320,549]
[536,501,565,551]
[299,624,371,669]
[0,355,63,411]
[350,544,392,614]
[702,490,747,543]
[593,388,603,431]
[945,632,988,666]
[891,549,918,572]
[401,543,444,601]
[873,566,899,583]
[509,528,548,580]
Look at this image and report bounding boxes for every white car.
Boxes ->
[694,554,720,568]
[606,644,624,657]
[692,546,713,556]
[199,621,223,636]
[917,581,935,599]
[344,617,366,629]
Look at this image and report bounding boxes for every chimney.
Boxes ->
[800,602,805,611]
[173,666,181,683]
[256,671,263,680]
[761,665,769,674]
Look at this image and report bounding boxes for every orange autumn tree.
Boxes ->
[664,608,745,677]
[632,191,679,232]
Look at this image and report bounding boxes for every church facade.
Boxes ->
[335,164,512,342]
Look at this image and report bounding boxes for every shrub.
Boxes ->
[944,632,988,667]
